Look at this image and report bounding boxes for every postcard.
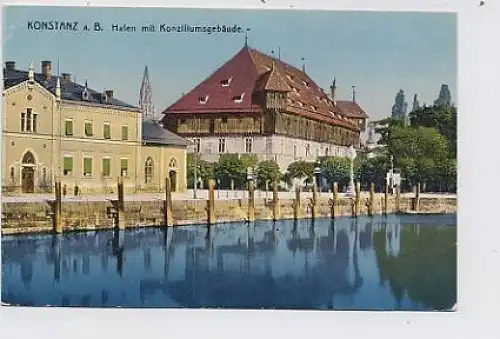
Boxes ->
[1,5,457,312]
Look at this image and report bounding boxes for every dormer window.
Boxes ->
[82,89,89,101]
[199,95,209,104]
[220,77,233,87]
[311,105,317,111]
[329,111,336,118]
[233,93,245,103]
[298,102,304,107]
[286,74,294,81]
[265,66,271,71]
[302,80,309,87]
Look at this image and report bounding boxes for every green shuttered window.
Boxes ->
[120,159,128,177]
[102,158,111,177]
[103,124,111,139]
[85,122,93,137]
[65,120,73,136]
[63,157,73,176]
[121,125,128,140]
[83,157,92,177]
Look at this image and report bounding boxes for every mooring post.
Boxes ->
[414,182,421,212]
[207,179,216,225]
[368,183,375,217]
[395,185,401,214]
[311,181,318,219]
[117,177,126,229]
[53,181,63,233]
[354,182,361,217]
[384,184,389,216]
[164,177,173,227]
[272,181,280,221]
[331,182,339,219]
[248,180,255,222]
[293,185,302,220]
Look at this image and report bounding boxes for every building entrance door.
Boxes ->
[21,167,35,193]
[169,170,177,192]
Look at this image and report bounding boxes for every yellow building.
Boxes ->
[2,60,188,194]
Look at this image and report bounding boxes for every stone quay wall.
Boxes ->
[1,195,456,235]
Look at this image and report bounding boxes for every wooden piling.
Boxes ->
[272,182,281,221]
[293,186,302,220]
[311,182,318,219]
[116,177,126,229]
[164,177,173,227]
[395,185,401,214]
[207,179,215,225]
[368,183,375,217]
[53,181,62,233]
[384,184,389,216]
[414,182,421,212]
[354,182,361,217]
[331,182,339,219]
[248,180,255,222]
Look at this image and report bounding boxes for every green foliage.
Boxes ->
[372,104,457,192]
[317,156,350,187]
[256,160,282,188]
[186,153,215,188]
[286,161,314,182]
[409,105,457,158]
[373,225,456,310]
[215,154,247,188]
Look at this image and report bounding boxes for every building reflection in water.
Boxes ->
[1,214,456,310]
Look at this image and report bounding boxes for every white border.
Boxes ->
[1,1,500,339]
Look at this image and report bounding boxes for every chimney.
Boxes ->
[61,73,72,81]
[5,61,15,70]
[105,90,114,98]
[41,60,52,79]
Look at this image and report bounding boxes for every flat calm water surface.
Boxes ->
[1,214,456,310]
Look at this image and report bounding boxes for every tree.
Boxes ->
[317,156,350,188]
[256,160,282,188]
[186,153,215,188]
[409,104,457,158]
[240,154,259,171]
[214,154,246,188]
[286,161,314,183]
[433,84,452,107]
[391,89,408,121]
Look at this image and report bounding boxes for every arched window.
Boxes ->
[9,166,15,182]
[145,157,154,184]
[22,151,35,164]
[42,167,47,184]
[168,157,178,169]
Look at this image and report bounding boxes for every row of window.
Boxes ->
[64,120,129,140]
[63,156,129,178]
[192,138,253,154]
[19,109,129,140]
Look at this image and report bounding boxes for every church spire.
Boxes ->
[139,65,155,121]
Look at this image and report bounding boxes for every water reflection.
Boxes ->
[1,214,456,310]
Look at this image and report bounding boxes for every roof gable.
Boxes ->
[164,46,262,114]
[3,67,139,110]
[163,46,366,131]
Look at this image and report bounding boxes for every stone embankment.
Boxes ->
[1,191,456,235]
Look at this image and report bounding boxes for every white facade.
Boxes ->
[190,135,350,171]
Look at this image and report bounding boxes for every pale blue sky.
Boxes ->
[3,6,456,122]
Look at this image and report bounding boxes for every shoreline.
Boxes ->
[1,196,457,236]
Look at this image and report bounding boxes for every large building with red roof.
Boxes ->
[161,44,368,170]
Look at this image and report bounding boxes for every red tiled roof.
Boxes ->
[336,100,369,118]
[163,45,365,131]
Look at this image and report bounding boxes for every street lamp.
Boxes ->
[346,145,357,197]
[314,166,321,194]
[190,143,199,199]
